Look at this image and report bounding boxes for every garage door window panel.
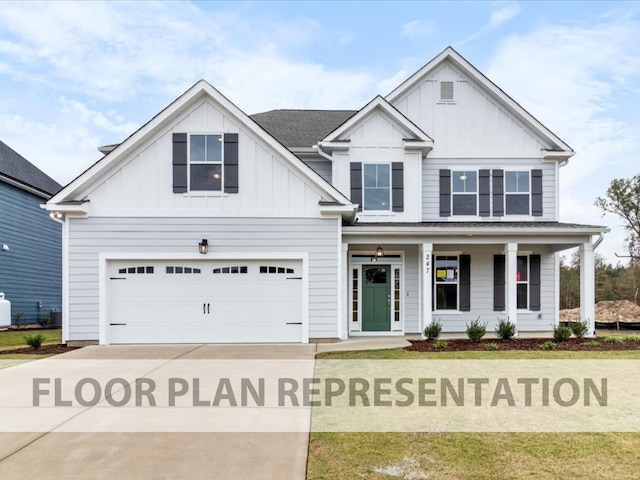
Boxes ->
[118,266,154,274]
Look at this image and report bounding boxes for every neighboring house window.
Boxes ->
[190,134,223,191]
[517,255,529,309]
[505,171,530,215]
[452,171,477,215]
[363,164,391,211]
[434,255,458,310]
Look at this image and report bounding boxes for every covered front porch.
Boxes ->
[340,222,608,339]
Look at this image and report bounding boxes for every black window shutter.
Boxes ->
[350,162,362,211]
[493,255,505,311]
[479,169,490,217]
[531,169,543,216]
[439,169,451,217]
[492,169,504,216]
[224,133,239,193]
[459,254,471,311]
[530,254,541,311]
[172,133,187,193]
[391,162,404,212]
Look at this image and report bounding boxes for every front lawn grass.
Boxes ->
[308,348,640,479]
[0,328,61,350]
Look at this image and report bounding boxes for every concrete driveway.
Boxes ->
[0,344,317,480]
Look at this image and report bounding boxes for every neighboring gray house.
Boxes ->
[46,47,606,345]
[0,141,62,324]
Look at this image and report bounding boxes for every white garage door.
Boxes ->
[107,260,303,343]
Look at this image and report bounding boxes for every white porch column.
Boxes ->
[339,242,349,340]
[505,243,518,334]
[580,242,596,337]
[421,242,433,335]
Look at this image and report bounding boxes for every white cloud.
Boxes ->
[458,2,521,45]
[401,20,437,40]
[487,17,640,263]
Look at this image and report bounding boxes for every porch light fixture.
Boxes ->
[198,239,209,254]
[375,245,385,257]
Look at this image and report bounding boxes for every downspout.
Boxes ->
[314,142,333,161]
[593,232,605,250]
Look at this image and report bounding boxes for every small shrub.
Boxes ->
[434,340,448,350]
[540,341,557,350]
[570,320,589,338]
[38,314,50,328]
[424,319,442,341]
[485,342,499,351]
[24,333,46,350]
[553,325,572,342]
[584,341,600,348]
[495,318,517,340]
[604,336,623,344]
[466,318,487,342]
[623,335,640,342]
[12,312,24,329]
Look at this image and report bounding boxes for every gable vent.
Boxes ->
[440,81,454,102]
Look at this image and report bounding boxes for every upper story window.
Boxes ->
[505,171,530,215]
[452,170,477,215]
[363,163,390,211]
[190,134,223,191]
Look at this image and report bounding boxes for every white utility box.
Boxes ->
[0,293,11,329]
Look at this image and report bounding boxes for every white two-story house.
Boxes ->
[46,47,606,345]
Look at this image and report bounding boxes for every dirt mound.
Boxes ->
[560,300,640,323]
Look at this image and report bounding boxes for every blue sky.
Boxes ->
[1,1,639,261]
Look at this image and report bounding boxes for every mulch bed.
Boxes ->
[406,337,640,352]
[0,344,81,356]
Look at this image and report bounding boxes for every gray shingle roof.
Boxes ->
[250,109,357,148]
[0,141,62,196]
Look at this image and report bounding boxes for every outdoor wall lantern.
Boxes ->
[375,245,385,257]
[198,239,209,254]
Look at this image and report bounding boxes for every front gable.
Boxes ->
[387,47,574,159]
[48,81,355,219]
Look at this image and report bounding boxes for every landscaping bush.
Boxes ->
[484,342,499,351]
[604,336,623,344]
[12,312,24,329]
[38,314,50,328]
[424,319,442,341]
[553,325,572,342]
[570,320,589,338]
[584,341,600,348]
[623,335,640,342]
[434,340,448,350]
[466,318,487,342]
[540,341,557,350]
[24,333,46,350]
[495,318,516,340]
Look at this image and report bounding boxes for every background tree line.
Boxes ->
[559,175,640,310]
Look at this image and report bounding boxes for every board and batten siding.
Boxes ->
[390,61,551,158]
[332,110,421,222]
[82,98,329,217]
[67,217,339,341]
[431,244,555,333]
[0,181,61,323]
[422,158,556,221]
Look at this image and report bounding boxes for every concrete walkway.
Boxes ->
[0,339,411,480]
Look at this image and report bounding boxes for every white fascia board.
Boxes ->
[542,150,575,161]
[385,46,573,153]
[1,175,52,199]
[317,141,351,150]
[43,203,88,214]
[49,80,352,207]
[342,225,610,236]
[322,95,433,144]
[320,204,358,221]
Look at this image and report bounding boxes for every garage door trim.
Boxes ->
[98,252,309,345]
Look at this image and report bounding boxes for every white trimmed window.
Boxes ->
[452,171,477,215]
[434,255,458,310]
[189,134,223,191]
[363,163,391,211]
[505,171,530,215]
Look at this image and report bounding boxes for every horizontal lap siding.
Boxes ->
[68,217,338,340]
[432,245,555,333]
[422,158,556,221]
[0,182,61,323]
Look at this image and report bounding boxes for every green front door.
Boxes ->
[362,265,391,332]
